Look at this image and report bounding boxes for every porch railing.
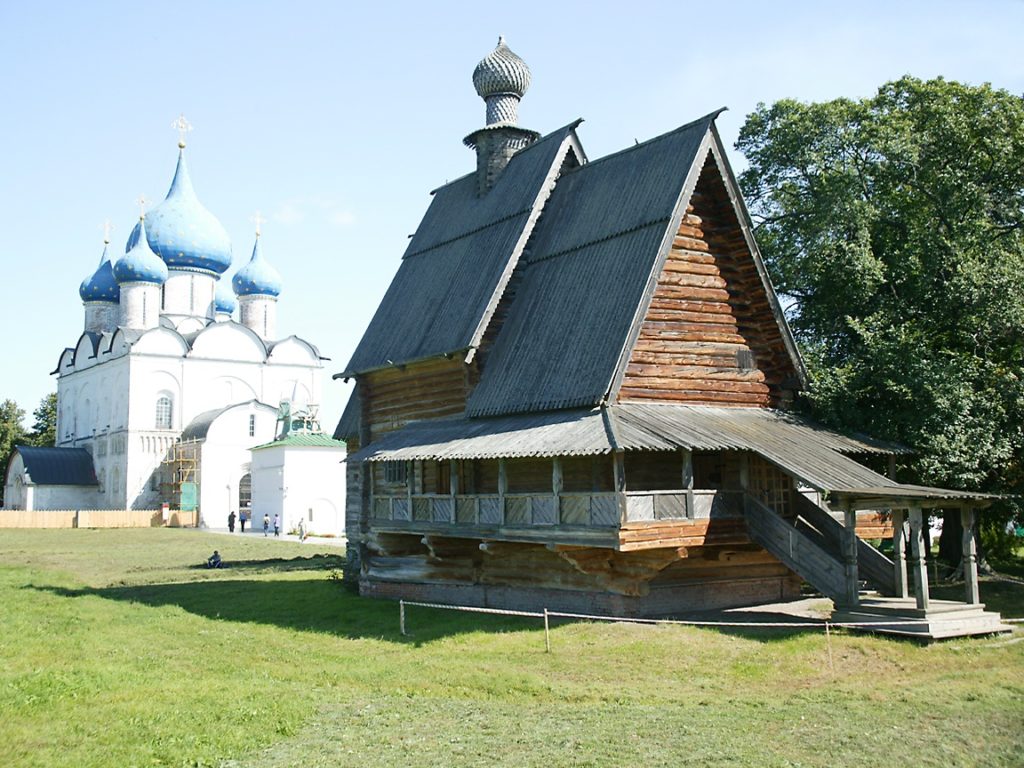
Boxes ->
[370,489,743,529]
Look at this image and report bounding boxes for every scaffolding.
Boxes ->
[160,437,201,511]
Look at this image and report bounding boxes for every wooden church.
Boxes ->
[335,38,1005,638]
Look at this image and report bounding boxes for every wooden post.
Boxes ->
[552,457,563,524]
[406,460,413,520]
[612,451,627,524]
[682,449,695,520]
[544,608,551,653]
[399,599,406,636]
[961,507,981,605]
[908,505,930,610]
[891,508,909,599]
[449,460,458,523]
[368,460,376,522]
[842,503,860,608]
[498,458,507,525]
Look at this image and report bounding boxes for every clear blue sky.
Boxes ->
[1,0,1021,430]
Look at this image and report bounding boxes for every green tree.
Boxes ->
[737,77,1024,558]
[0,399,26,505]
[27,392,57,447]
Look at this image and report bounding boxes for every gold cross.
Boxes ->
[171,114,193,148]
[137,195,148,219]
[102,219,113,244]
[252,211,265,237]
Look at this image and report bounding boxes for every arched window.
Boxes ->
[155,395,173,430]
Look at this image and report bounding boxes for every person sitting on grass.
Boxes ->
[206,550,223,569]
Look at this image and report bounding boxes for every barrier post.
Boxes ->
[824,621,835,676]
[400,600,406,637]
[544,608,551,653]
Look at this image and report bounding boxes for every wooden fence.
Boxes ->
[0,508,198,529]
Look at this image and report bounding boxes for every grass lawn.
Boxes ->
[1,529,1022,768]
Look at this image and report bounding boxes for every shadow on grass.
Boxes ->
[27,577,540,645]
[184,553,347,573]
[28,573,840,647]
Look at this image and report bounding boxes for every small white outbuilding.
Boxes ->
[250,432,347,538]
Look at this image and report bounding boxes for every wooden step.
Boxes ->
[832,597,1011,640]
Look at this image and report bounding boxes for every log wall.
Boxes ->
[360,357,471,443]
[618,153,797,407]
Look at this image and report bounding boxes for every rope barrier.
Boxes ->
[398,599,1021,646]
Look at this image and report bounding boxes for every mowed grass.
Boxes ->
[1,529,1022,768]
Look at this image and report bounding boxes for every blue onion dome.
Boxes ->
[115,218,169,284]
[214,277,237,314]
[125,148,232,274]
[472,36,531,100]
[79,242,120,302]
[232,235,282,297]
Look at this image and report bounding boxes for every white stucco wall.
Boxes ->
[250,443,346,537]
[195,403,279,527]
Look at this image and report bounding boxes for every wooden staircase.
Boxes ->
[743,494,851,603]
[744,494,1011,640]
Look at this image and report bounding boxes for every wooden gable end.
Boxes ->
[617,151,800,408]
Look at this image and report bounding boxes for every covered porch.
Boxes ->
[824,488,1009,639]
[351,402,1010,637]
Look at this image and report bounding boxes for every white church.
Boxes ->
[3,124,346,535]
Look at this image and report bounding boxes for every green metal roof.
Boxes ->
[251,433,347,451]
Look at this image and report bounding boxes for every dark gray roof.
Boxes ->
[181,400,274,441]
[467,113,717,417]
[334,387,360,441]
[14,446,97,486]
[341,122,582,376]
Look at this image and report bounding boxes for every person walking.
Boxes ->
[227,510,236,533]
[298,517,307,542]
[263,513,270,537]
[273,514,280,537]
[239,510,247,533]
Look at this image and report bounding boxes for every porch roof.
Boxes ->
[348,403,967,498]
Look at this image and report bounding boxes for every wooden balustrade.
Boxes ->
[369,489,740,529]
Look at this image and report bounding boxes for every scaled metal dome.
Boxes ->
[214,276,238,314]
[79,243,121,303]
[115,219,169,285]
[472,36,531,101]
[126,149,233,275]
[232,236,282,298]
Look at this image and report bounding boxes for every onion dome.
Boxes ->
[214,277,237,314]
[232,234,282,297]
[472,36,531,101]
[126,148,232,274]
[115,218,169,284]
[79,242,120,303]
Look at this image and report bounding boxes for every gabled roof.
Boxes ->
[466,113,718,417]
[12,446,97,486]
[341,122,583,376]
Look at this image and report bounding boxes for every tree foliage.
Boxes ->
[0,399,26,504]
[737,77,1024,544]
[27,392,57,447]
